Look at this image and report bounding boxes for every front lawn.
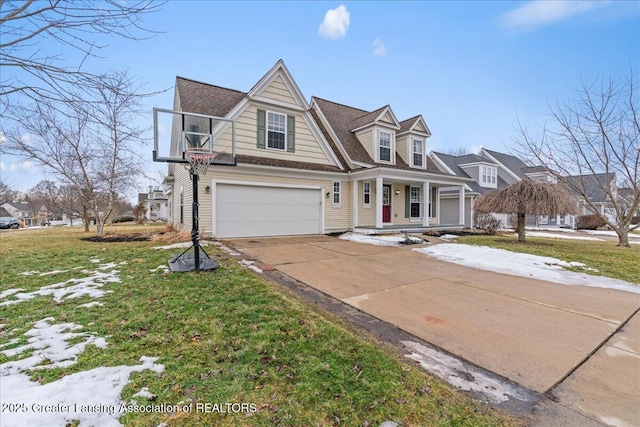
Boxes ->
[0,225,517,427]
[458,234,640,284]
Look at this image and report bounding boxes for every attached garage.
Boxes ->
[213,182,323,238]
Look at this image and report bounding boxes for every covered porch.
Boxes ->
[350,171,469,231]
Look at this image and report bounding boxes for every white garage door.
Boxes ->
[215,184,322,238]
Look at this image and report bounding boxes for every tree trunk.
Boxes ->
[615,228,630,247]
[517,212,526,243]
[83,205,89,232]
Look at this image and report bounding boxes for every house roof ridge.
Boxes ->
[354,104,389,120]
[175,76,247,95]
[312,96,370,114]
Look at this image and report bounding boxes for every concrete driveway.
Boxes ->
[225,235,640,426]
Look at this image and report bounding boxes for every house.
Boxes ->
[164,60,470,238]
[138,187,169,221]
[563,173,617,223]
[0,202,34,226]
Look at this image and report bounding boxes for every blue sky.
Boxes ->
[2,0,639,197]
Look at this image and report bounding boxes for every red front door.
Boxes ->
[382,185,391,223]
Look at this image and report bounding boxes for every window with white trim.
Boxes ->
[267,111,286,150]
[410,186,421,219]
[379,131,391,162]
[412,139,423,167]
[363,181,371,207]
[481,166,497,187]
[332,181,341,206]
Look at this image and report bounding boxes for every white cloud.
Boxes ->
[9,160,35,172]
[0,161,4,171]
[501,1,609,30]
[372,38,387,56]
[319,5,350,40]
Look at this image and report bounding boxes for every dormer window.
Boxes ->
[412,138,424,167]
[379,131,391,162]
[481,166,497,186]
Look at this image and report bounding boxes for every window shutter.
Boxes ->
[257,109,266,149]
[405,186,410,218]
[287,115,295,152]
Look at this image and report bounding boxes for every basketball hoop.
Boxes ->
[185,148,217,175]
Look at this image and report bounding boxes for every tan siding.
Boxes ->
[397,135,408,166]
[357,181,376,227]
[262,76,297,104]
[230,105,333,164]
[414,120,428,133]
[356,129,374,160]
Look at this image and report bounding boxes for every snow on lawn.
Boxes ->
[339,232,426,247]
[151,241,213,250]
[1,261,125,306]
[0,318,164,427]
[585,230,640,238]
[414,244,640,293]
[524,231,605,241]
[525,227,576,233]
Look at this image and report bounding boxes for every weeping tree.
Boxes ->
[475,179,578,243]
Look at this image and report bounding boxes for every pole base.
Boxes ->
[168,251,218,272]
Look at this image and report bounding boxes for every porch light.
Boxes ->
[395,189,400,195]
[326,192,331,198]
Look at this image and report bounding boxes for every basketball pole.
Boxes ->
[190,167,201,273]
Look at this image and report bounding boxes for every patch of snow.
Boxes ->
[149,265,170,274]
[0,318,164,427]
[1,262,121,306]
[402,341,533,404]
[0,289,25,299]
[152,241,212,250]
[439,234,459,241]
[585,230,640,238]
[132,387,155,399]
[89,258,101,263]
[414,244,640,293]
[39,270,69,276]
[18,271,39,276]
[239,259,263,274]
[0,338,20,349]
[339,232,426,247]
[525,231,605,241]
[598,416,634,427]
[526,227,576,233]
[77,301,104,308]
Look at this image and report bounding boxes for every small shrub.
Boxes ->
[475,213,502,235]
[113,215,135,223]
[576,214,606,230]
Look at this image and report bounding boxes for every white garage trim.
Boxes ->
[211,179,325,237]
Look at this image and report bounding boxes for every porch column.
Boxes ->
[422,181,430,226]
[470,196,475,228]
[375,176,383,228]
[352,180,359,229]
[459,185,465,226]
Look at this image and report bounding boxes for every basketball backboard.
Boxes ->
[153,108,236,166]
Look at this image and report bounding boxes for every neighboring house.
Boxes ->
[0,202,34,226]
[562,173,617,223]
[138,187,169,221]
[164,60,470,238]
[429,152,509,227]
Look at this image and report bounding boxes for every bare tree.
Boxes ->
[0,0,163,106]
[0,180,18,204]
[514,72,639,247]
[3,70,151,236]
[474,179,578,243]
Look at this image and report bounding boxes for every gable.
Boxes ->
[260,75,298,106]
[379,110,396,125]
[413,120,428,133]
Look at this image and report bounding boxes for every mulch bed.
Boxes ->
[82,233,153,243]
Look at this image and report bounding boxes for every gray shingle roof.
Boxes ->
[398,116,422,134]
[561,173,614,203]
[481,149,529,179]
[432,152,506,194]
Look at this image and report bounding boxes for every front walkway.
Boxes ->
[224,235,640,426]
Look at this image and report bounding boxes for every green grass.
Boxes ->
[0,224,517,427]
[458,234,640,284]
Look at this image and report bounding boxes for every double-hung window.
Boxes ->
[333,182,341,206]
[410,186,421,219]
[267,111,286,150]
[379,132,391,162]
[363,182,371,207]
[412,139,423,167]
